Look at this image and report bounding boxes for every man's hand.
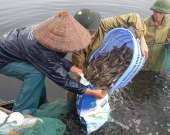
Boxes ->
[70,65,83,76]
[139,36,149,59]
[85,88,106,99]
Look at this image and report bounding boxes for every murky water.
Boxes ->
[107,71,170,135]
[60,71,170,135]
[0,0,170,134]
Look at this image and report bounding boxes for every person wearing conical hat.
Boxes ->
[67,8,149,101]
[142,0,170,73]
[0,11,106,115]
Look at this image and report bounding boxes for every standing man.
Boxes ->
[143,0,170,73]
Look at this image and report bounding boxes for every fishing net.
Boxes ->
[0,117,66,135]
[33,98,75,118]
[143,41,170,74]
[0,99,81,135]
[162,42,170,74]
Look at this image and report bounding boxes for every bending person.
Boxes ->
[0,11,105,115]
[143,0,170,73]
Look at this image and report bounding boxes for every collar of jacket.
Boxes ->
[148,15,168,28]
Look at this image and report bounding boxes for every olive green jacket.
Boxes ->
[144,15,170,43]
[72,13,146,68]
[143,15,170,72]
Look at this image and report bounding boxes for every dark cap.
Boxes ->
[74,8,101,34]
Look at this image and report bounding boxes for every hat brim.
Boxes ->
[150,6,170,14]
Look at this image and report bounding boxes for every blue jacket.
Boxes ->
[0,25,87,94]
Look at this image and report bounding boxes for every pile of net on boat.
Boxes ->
[0,99,81,135]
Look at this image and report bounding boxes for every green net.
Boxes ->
[33,98,76,118]
[0,117,66,135]
[162,42,170,74]
[0,99,84,135]
[142,41,170,74]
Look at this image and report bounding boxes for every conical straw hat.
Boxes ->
[34,11,91,52]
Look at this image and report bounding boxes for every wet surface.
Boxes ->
[60,71,170,135]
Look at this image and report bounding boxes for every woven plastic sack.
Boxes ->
[76,76,110,134]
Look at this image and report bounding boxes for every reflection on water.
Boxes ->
[61,71,170,135]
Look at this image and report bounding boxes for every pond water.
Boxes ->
[0,0,170,134]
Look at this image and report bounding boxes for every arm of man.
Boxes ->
[139,36,148,59]
[100,13,148,58]
[167,29,170,42]
[100,13,146,37]
[26,46,105,98]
